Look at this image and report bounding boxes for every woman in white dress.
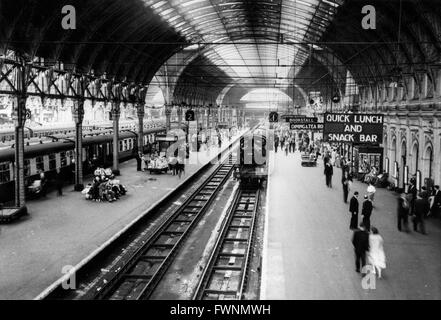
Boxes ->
[368,227,386,278]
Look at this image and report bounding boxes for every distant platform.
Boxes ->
[0,131,244,300]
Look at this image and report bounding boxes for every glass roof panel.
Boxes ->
[143,0,342,87]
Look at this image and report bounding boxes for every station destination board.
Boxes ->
[288,117,318,124]
[323,113,384,144]
[290,123,324,131]
[283,115,311,122]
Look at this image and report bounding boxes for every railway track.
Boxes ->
[193,187,260,300]
[84,153,237,300]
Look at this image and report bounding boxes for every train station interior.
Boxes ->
[0,0,440,301]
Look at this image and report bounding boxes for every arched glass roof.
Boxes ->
[143,0,343,87]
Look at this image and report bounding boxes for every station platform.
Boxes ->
[0,131,244,300]
[261,151,441,300]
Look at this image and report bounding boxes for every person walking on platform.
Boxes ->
[55,168,63,196]
[367,183,376,203]
[407,178,417,215]
[352,222,369,273]
[274,135,279,153]
[367,227,386,278]
[361,195,373,231]
[324,159,333,188]
[284,139,289,156]
[413,193,429,235]
[289,137,295,153]
[136,152,142,172]
[342,170,351,203]
[397,192,410,232]
[349,192,360,230]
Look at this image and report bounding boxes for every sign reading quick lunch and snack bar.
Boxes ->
[323,113,384,144]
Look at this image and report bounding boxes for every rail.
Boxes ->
[193,187,260,300]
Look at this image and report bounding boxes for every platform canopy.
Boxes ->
[1,0,441,105]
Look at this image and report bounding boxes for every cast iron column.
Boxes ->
[165,104,172,131]
[72,99,85,191]
[137,103,145,153]
[13,63,27,207]
[111,101,121,175]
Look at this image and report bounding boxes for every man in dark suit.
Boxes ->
[341,168,350,203]
[413,193,429,235]
[349,192,359,230]
[352,223,370,273]
[274,135,279,153]
[361,195,373,231]
[324,160,334,188]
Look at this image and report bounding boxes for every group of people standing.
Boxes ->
[274,133,296,155]
[397,178,441,234]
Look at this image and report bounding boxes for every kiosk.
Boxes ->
[353,145,383,179]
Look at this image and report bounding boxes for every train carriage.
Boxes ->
[0,127,166,204]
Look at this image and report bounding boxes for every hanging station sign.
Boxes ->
[269,112,279,123]
[290,123,324,131]
[289,117,318,124]
[282,115,306,122]
[185,110,195,121]
[323,113,384,144]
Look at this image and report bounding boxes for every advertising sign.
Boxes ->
[323,113,384,144]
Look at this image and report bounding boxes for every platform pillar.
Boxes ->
[111,102,121,176]
[175,106,181,130]
[13,90,27,207]
[72,100,85,191]
[165,105,172,131]
[201,107,206,130]
[206,108,211,129]
[137,103,145,153]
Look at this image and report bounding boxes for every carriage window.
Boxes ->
[66,151,74,163]
[49,154,56,170]
[123,140,127,151]
[119,141,123,152]
[36,156,44,172]
[60,152,67,167]
[24,159,31,177]
[0,162,10,183]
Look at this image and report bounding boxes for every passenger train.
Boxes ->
[236,126,268,187]
[0,127,168,204]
